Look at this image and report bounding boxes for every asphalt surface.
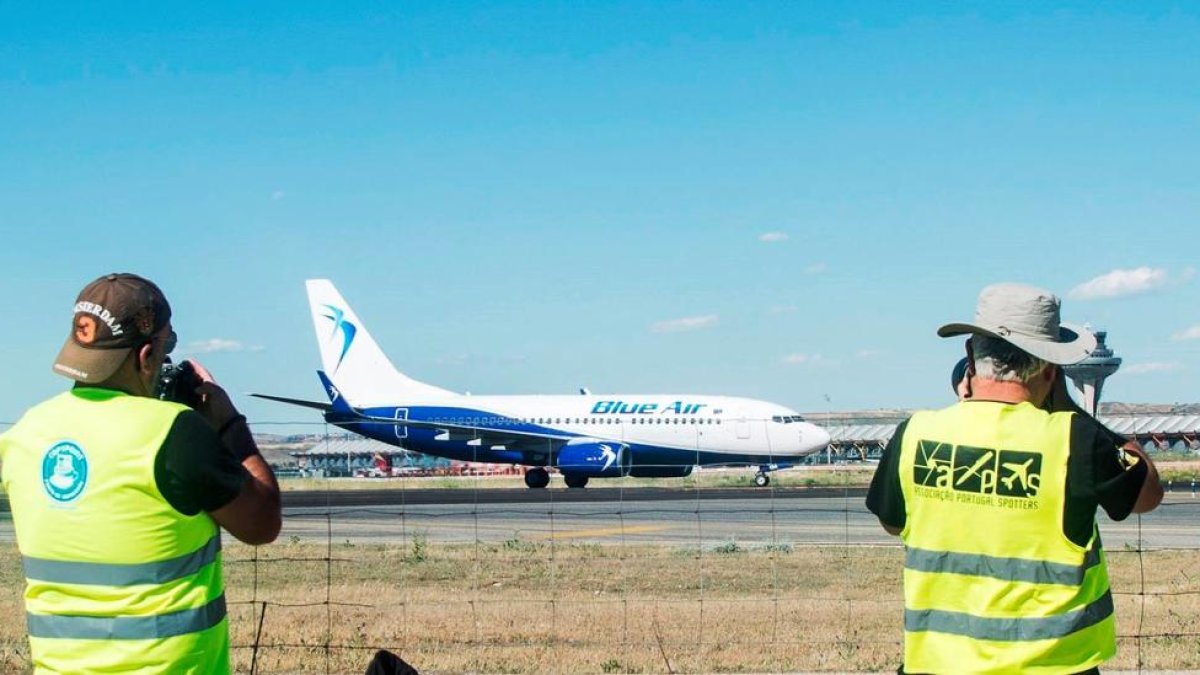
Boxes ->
[272,487,1200,550]
[3,488,1197,550]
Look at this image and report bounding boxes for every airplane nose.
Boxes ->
[804,424,832,453]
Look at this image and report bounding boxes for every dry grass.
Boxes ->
[4,540,1200,674]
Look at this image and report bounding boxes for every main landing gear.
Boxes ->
[524,467,550,489]
[563,474,589,489]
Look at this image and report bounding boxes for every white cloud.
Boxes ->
[1123,362,1184,375]
[768,305,799,315]
[651,314,719,334]
[1068,267,1169,300]
[857,349,883,359]
[804,262,827,275]
[782,353,824,365]
[271,190,285,201]
[179,339,263,355]
[1172,326,1200,341]
[759,232,789,243]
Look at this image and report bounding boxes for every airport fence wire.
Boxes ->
[1,420,1200,672]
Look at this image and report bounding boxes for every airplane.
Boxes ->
[253,279,832,489]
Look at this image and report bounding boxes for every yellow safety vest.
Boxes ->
[898,401,1114,675]
[0,388,229,675]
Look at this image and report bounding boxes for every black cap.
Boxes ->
[52,273,172,383]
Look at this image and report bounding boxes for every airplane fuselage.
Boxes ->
[329,393,830,472]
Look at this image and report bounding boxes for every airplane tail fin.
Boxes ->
[305,279,454,405]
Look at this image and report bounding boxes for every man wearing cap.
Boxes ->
[0,273,281,674]
[867,283,1161,675]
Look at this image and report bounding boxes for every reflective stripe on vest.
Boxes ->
[905,542,1101,586]
[27,593,227,640]
[23,534,221,586]
[905,590,1114,641]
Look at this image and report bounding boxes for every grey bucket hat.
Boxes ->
[937,283,1097,366]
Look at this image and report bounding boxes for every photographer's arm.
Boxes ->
[1057,374,1165,519]
[1124,442,1163,514]
[209,420,281,545]
[188,360,282,546]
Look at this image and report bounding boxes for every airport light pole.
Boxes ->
[1062,330,1121,416]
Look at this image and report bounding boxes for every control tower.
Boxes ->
[1062,330,1121,415]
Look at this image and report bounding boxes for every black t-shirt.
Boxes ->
[154,410,249,516]
[866,405,1148,548]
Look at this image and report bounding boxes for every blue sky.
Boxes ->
[1,2,1197,427]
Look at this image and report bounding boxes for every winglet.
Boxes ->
[317,370,354,415]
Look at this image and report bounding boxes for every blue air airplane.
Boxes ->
[254,280,831,488]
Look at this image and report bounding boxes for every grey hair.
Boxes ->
[970,335,1049,384]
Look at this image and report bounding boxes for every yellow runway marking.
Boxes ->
[534,524,670,541]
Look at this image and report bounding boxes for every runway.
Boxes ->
[276,487,1200,550]
[3,488,1196,550]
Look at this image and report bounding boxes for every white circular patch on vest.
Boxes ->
[42,441,88,503]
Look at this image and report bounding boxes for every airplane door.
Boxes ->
[394,408,409,440]
[736,417,751,440]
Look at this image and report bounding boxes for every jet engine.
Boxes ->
[554,439,631,478]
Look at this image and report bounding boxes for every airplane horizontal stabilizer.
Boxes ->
[250,393,332,411]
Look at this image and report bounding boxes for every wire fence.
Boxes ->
[2,420,1200,673]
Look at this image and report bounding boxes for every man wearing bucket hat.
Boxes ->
[0,273,281,674]
[867,282,1161,675]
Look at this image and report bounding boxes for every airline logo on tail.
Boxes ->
[320,304,357,371]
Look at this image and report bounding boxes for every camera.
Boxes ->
[156,359,202,408]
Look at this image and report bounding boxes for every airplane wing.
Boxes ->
[253,392,575,448]
[345,411,573,448]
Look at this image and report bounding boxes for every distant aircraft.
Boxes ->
[253,280,831,489]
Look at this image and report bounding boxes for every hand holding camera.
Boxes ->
[158,358,244,433]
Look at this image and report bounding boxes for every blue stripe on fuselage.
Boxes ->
[325,405,797,468]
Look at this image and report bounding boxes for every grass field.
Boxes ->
[3,539,1199,674]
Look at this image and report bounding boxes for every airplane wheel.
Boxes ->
[563,474,589,489]
[754,472,770,488]
[525,467,550,489]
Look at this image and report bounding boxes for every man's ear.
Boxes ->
[136,342,156,375]
[1043,363,1058,384]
